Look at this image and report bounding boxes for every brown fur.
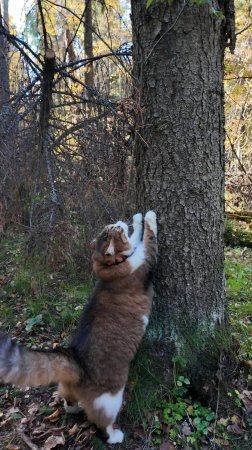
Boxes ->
[0,212,157,442]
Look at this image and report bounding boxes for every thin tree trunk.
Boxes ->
[131,0,235,375]
[0,0,9,109]
[84,0,94,90]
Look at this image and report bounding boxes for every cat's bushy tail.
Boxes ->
[0,333,81,387]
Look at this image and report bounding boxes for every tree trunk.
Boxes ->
[131,1,235,375]
[0,0,10,109]
[84,0,94,89]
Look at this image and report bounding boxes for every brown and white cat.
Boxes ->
[0,211,157,444]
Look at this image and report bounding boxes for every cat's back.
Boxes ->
[73,276,153,387]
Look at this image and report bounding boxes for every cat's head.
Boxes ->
[91,224,132,267]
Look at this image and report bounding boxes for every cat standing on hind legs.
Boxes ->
[0,211,158,444]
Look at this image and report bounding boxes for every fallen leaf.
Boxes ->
[0,418,12,427]
[231,415,240,424]
[159,442,176,450]
[32,424,46,435]
[0,275,6,284]
[6,445,20,450]
[21,417,30,424]
[28,403,39,415]
[44,408,60,422]
[239,390,252,413]
[68,423,80,436]
[43,434,65,450]
[181,423,192,436]
[6,407,20,418]
[218,417,229,426]
[227,423,245,435]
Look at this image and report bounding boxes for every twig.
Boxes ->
[226,133,252,184]
[59,69,115,112]
[16,429,40,450]
[225,76,252,80]
[57,50,131,72]
[236,22,252,37]
[212,354,222,445]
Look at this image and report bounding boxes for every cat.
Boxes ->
[0,211,157,444]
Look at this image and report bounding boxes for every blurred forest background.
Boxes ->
[0,0,251,270]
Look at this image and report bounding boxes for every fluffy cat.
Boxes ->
[0,211,157,444]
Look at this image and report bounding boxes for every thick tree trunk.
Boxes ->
[0,0,10,109]
[131,1,235,370]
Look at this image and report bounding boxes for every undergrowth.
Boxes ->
[0,233,91,342]
[0,233,251,449]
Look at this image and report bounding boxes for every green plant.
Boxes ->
[225,220,252,248]
[25,314,44,332]
[152,359,219,448]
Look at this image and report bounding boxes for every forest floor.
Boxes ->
[0,233,251,450]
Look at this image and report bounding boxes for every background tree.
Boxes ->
[0,0,9,109]
[0,0,131,258]
[131,0,236,381]
[84,0,94,89]
[225,0,252,212]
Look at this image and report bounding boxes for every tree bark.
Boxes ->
[131,1,235,372]
[0,0,10,109]
[84,0,94,89]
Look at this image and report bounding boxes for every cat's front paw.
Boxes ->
[129,213,143,249]
[132,213,143,224]
[114,221,129,237]
[144,211,157,236]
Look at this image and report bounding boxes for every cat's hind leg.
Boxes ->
[85,387,125,444]
[63,399,83,414]
[59,382,83,414]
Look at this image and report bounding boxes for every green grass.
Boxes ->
[225,247,252,360]
[0,232,251,449]
[0,232,91,340]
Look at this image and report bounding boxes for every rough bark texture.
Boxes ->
[131,1,234,363]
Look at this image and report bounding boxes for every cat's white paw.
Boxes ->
[114,221,129,237]
[128,213,143,249]
[145,211,157,236]
[63,399,83,414]
[132,213,143,224]
[107,427,124,444]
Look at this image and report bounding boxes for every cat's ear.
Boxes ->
[90,239,96,249]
